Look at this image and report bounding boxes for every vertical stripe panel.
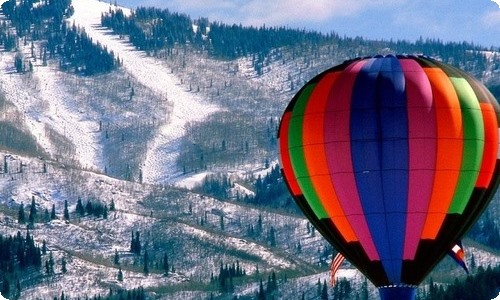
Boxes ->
[350,56,408,282]
[447,77,484,213]
[399,59,436,259]
[289,85,329,219]
[324,59,380,261]
[278,112,302,196]
[476,103,498,188]
[420,66,463,239]
[302,72,358,242]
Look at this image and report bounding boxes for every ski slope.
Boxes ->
[67,0,219,183]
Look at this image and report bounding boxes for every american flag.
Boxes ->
[448,241,469,274]
[330,252,345,286]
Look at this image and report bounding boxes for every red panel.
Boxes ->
[302,72,358,242]
[278,112,302,196]
[476,103,498,188]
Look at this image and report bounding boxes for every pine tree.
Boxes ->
[114,249,120,265]
[163,253,169,275]
[256,214,262,236]
[117,267,123,281]
[63,200,69,221]
[46,251,54,275]
[44,208,50,222]
[50,204,56,220]
[103,204,108,219]
[1,274,10,298]
[18,203,26,224]
[268,226,276,247]
[258,279,266,300]
[61,257,67,273]
[143,250,149,275]
[76,197,84,216]
[321,280,329,300]
[29,196,37,224]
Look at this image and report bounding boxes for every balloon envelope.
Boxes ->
[278,55,500,296]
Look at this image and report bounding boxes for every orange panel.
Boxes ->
[421,68,463,239]
[302,72,358,242]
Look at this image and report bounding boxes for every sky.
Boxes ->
[114,0,500,48]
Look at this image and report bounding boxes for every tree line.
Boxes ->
[1,0,119,75]
[101,6,494,75]
[420,265,500,300]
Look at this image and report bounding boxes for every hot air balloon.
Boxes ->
[277,55,500,300]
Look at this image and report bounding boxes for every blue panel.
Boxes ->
[379,56,408,282]
[379,286,416,300]
[350,56,408,283]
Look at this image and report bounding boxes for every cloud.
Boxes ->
[491,0,500,9]
[483,10,500,27]
[131,0,404,27]
[227,0,405,26]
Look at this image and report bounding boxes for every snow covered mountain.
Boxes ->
[0,0,498,299]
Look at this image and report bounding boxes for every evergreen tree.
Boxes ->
[1,274,9,298]
[268,226,276,247]
[130,231,141,254]
[143,250,149,275]
[117,267,123,281]
[18,203,26,224]
[163,253,169,275]
[29,196,37,224]
[103,204,108,219]
[14,51,24,73]
[258,279,266,300]
[61,257,67,273]
[50,204,56,220]
[321,280,328,300]
[114,249,120,265]
[75,197,84,216]
[44,208,50,222]
[46,251,54,275]
[63,200,69,221]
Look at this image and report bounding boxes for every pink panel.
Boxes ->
[400,59,437,259]
[324,59,380,261]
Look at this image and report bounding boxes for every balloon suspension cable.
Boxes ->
[378,285,418,300]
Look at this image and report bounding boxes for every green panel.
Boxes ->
[288,84,329,219]
[448,77,485,214]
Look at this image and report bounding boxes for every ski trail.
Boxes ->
[68,0,219,183]
[0,41,102,170]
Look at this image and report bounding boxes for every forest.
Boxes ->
[0,0,119,75]
[100,6,497,76]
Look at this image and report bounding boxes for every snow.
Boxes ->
[0,293,7,300]
[174,171,212,189]
[67,0,220,184]
[0,52,103,170]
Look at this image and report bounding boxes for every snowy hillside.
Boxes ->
[0,0,498,299]
[0,0,220,185]
[67,0,220,184]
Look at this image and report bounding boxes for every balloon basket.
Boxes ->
[378,285,417,300]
